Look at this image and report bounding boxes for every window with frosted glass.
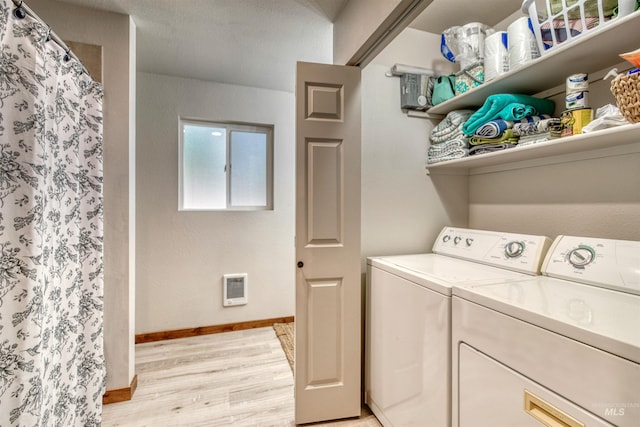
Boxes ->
[179,120,273,210]
[230,131,268,207]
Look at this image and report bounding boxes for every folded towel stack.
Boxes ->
[427,95,558,162]
[513,117,562,147]
[473,115,552,138]
[427,139,469,164]
[427,110,475,164]
[431,110,476,144]
[462,95,555,156]
[462,94,556,136]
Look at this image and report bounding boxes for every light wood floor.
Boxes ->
[102,327,382,427]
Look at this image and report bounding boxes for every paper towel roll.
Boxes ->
[457,22,493,69]
[507,17,540,71]
[484,31,508,81]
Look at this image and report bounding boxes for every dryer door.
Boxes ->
[458,344,616,427]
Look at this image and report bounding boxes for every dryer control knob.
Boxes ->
[567,246,595,268]
[454,236,462,245]
[505,241,525,258]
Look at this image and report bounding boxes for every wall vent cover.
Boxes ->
[223,273,248,307]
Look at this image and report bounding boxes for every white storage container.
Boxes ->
[522,0,637,54]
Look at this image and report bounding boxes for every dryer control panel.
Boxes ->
[542,235,640,296]
[432,227,552,275]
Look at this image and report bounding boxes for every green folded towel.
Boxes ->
[463,94,555,136]
[469,129,519,146]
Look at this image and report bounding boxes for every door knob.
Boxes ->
[297,261,304,268]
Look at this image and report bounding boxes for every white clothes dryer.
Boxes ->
[365,227,551,427]
[452,235,640,427]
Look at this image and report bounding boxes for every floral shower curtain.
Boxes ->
[0,0,105,425]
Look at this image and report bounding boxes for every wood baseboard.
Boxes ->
[134,316,295,344]
[103,374,138,405]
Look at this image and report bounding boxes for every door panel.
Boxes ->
[295,61,361,425]
[306,278,343,386]
[307,139,343,245]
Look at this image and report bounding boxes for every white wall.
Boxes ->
[26,0,135,391]
[468,153,640,240]
[380,23,640,243]
[136,73,295,334]
[361,28,467,262]
[468,75,640,240]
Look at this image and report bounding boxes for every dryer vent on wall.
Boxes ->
[223,273,248,307]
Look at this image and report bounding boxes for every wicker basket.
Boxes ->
[611,72,640,123]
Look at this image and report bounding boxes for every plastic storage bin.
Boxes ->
[522,0,637,54]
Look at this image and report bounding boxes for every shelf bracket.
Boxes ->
[404,109,445,120]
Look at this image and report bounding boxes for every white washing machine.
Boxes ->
[452,235,640,427]
[365,227,551,427]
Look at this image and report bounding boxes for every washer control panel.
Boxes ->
[504,241,526,259]
[542,235,640,295]
[432,227,552,275]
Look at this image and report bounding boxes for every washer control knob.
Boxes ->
[443,235,451,243]
[505,241,525,258]
[465,238,474,247]
[454,236,462,245]
[567,246,595,268]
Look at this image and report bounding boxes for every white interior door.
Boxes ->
[295,61,362,424]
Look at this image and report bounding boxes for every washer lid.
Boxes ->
[454,277,640,363]
[370,254,534,295]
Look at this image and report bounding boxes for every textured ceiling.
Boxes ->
[53,0,521,92]
[56,0,347,92]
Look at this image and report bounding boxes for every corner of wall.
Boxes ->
[128,14,137,385]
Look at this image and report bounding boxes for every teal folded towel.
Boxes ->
[498,103,535,121]
[462,94,555,136]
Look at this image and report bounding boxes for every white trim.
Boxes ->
[178,118,274,211]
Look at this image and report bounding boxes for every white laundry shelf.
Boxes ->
[426,123,640,175]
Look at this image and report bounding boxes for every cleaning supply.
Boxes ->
[560,108,593,136]
[565,73,589,110]
[566,73,588,92]
[566,91,589,109]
